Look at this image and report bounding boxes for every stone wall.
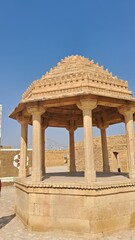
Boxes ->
[0,149,68,178]
[75,134,128,173]
[0,149,23,177]
[45,150,68,167]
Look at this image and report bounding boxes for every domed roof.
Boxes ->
[22,55,132,102]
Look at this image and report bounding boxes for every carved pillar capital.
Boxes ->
[17,114,30,124]
[77,98,97,112]
[97,123,109,130]
[41,118,49,130]
[66,120,77,132]
[118,105,135,116]
[27,103,45,115]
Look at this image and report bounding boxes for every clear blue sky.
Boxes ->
[0,0,135,148]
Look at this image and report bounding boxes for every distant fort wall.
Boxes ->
[0,134,128,178]
[76,134,128,173]
[0,149,68,178]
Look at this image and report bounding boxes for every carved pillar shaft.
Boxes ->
[41,127,45,176]
[118,105,135,179]
[69,128,76,172]
[32,113,43,181]
[77,99,97,182]
[27,104,45,182]
[19,121,28,177]
[100,127,110,172]
[125,112,135,178]
[83,108,95,182]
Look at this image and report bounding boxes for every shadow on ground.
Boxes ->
[0,213,16,229]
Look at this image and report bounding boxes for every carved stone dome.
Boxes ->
[22,55,132,102]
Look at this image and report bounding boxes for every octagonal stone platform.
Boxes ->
[14,171,135,237]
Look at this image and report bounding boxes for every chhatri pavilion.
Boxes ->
[9,55,135,235]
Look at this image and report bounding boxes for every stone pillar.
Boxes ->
[41,126,45,176]
[27,104,45,182]
[67,124,76,173]
[77,98,97,182]
[41,124,48,177]
[17,116,28,178]
[119,105,135,179]
[100,125,110,172]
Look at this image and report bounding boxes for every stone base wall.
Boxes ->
[14,180,135,236]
